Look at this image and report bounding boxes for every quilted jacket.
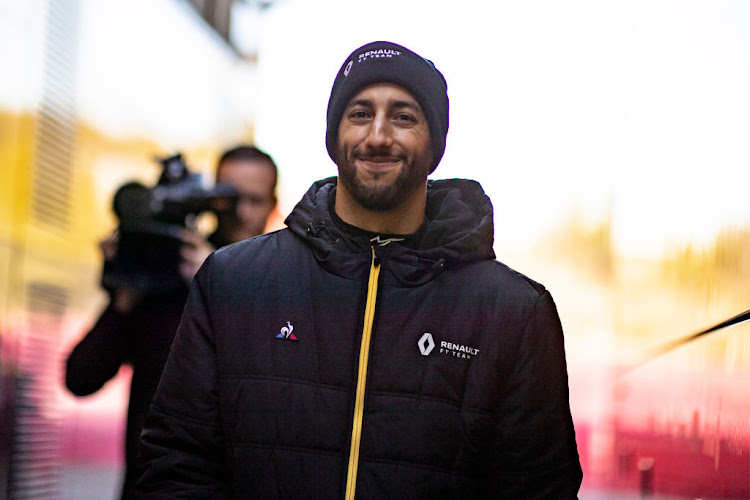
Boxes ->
[136,177,582,498]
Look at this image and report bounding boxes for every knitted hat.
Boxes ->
[325,41,449,173]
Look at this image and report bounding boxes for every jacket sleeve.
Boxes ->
[135,255,229,498]
[491,289,583,498]
[65,302,129,396]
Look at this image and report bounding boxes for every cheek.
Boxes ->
[338,126,367,153]
[238,203,273,222]
[405,134,432,159]
[333,143,349,167]
[236,204,258,220]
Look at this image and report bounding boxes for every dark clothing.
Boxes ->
[207,230,233,251]
[65,287,188,499]
[136,177,583,498]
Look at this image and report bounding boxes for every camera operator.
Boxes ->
[65,145,278,500]
[178,146,278,282]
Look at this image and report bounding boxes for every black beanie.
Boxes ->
[325,41,449,174]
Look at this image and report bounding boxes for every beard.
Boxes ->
[336,145,431,212]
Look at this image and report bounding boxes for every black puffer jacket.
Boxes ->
[136,177,582,498]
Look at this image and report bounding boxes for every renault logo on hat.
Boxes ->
[344,60,353,76]
[418,332,435,356]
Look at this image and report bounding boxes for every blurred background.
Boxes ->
[1,0,748,498]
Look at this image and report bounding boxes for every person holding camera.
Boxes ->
[178,146,278,282]
[64,145,278,500]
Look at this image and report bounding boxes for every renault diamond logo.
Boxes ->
[418,332,435,356]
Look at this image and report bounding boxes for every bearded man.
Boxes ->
[136,41,582,499]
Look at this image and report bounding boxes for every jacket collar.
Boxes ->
[285,177,495,287]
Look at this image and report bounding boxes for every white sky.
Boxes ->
[251,0,750,258]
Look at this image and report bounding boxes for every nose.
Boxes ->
[364,114,392,150]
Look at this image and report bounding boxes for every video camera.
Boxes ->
[101,153,238,293]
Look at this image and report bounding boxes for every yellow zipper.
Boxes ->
[345,249,381,500]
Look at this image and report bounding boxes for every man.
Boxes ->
[65,145,277,500]
[136,41,582,498]
[179,145,278,279]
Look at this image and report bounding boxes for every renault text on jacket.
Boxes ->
[418,333,479,360]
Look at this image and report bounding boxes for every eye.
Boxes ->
[394,113,417,124]
[348,109,370,122]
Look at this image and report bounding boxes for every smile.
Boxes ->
[357,156,401,171]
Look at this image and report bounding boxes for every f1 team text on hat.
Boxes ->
[358,49,401,63]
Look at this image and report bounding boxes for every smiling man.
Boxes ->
[334,82,431,234]
[136,41,583,498]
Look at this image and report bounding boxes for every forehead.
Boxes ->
[217,159,275,195]
[346,82,423,110]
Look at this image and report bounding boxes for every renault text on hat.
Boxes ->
[357,49,401,63]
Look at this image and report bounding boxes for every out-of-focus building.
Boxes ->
[0,1,277,497]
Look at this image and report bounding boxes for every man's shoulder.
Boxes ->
[461,258,548,301]
[214,227,294,255]
[206,228,297,269]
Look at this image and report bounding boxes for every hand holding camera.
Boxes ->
[101,154,237,294]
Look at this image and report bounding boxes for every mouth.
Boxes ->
[356,155,402,172]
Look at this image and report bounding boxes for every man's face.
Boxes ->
[335,83,432,211]
[216,159,276,242]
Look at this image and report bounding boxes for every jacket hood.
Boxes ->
[285,177,495,287]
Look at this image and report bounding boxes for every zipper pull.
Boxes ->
[371,246,381,267]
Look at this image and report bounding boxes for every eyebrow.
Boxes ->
[346,98,423,113]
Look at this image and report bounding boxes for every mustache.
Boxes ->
[353,145,404,161]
